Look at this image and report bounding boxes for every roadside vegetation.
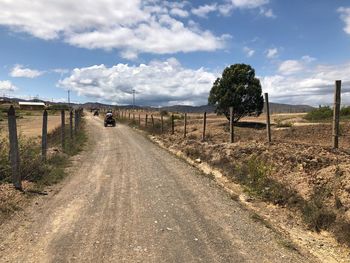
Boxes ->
[0,115,87,222]
[304,105,350,121]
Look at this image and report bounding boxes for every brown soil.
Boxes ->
[0,114,313,262]
[0,115,62,138]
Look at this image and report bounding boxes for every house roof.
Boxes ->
[18,101,46,106]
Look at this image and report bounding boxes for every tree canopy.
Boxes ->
[208,63,264,122]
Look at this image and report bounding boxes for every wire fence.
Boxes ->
[113,81,350,150]
[0,107,84,189]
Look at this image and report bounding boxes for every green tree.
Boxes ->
[208,64,264,122]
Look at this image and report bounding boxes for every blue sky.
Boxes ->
[0,0,350,106]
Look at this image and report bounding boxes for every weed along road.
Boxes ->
[0,114,315,263]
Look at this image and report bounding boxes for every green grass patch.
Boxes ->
[304,106,333,121]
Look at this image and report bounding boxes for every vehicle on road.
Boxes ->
[104,111,116,127]
[93,110,99,116]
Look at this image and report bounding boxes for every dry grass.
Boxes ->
[119,110,350,247]
[0,110,63,138]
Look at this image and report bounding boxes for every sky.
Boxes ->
[0,0,350,106]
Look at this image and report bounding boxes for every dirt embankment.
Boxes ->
[144,128,350,261]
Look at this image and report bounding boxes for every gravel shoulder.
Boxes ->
[0,114,316,262]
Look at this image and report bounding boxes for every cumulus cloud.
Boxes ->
[278,56,316,75]
[243,46,255,57]
[260,8,275,18]
[59,57,350,107]
[192,0,273,18]
[192,4,218,18]
[10,65,44,78]
[0,0,227,59]
[261,61,350,105]
[278,60,303,75]
[170,8,189,18]
[338,7,350,34]
[230,0,269,9]
[59,58,217,106]
[266,48,278,58]
[0,80,17,92]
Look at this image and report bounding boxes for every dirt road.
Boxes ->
[0,114,316,262]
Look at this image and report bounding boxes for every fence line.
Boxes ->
[1,107,84,189]
[114,80,346,150]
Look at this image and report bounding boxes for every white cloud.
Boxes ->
[170,8,189,18]
[52,68,69,74]
[278,60,304,75]
[243,46,255,57]
[266,48,278,58]
[192,0,273,18]
[261,61,350,106]
[301,55,316,63]
[0,80,17,92]
[231,0,269,9]
[260,8,275,18]
[0,0,227,59]
[338,7,350,34]
[59,57,350,107]
[67,14,229,59]
[59,58,217,106]
[10,65,44,78]
[278,56,316,75]
[192,4,218,18]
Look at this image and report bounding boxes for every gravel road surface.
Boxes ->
[0,114,316,262]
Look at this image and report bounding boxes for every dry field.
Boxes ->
[0,111,63,138]
[126,111,350,149]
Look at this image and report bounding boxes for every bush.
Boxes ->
[341,106,350,116]
[304,106,333,121]
[160,110,168,116]
[275,119,293,128]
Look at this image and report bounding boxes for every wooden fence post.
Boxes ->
[70,110,73,140]
[333,80,341,149]
[42,110,48,162]
[161,115,164,133]
[229,107,234,143]
[151,115,155,131]
[264,93,272,144]
[202,112,207,141]
[171,114,175,135]
[145,114,148,127]
[74,110,78,135]
[139,114,141,126]
[61,110,65,151]
[7,106,21,190]
[133,113,135,122]
[184,113,187,138]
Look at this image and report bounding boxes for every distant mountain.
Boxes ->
[159,105,215,113]
[267,103,314,114]
[158,103,314,114]
[1,97,315,113]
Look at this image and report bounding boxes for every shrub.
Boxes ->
[304,106,333,121]
[275,119,293,128]
[340,106,350,116]
[160,110,168,116]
